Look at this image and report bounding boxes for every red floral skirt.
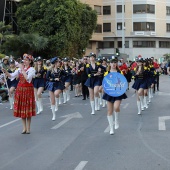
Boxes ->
[14,85,36,118]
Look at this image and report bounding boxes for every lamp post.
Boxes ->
[122,0,125,54]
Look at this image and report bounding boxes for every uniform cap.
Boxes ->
[50,57,58,64]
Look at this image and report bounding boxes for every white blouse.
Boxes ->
[10,67,35,83]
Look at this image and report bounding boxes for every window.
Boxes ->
[103,6,111,15]
[117,5,125,13]
[118,41,122,48]
[125,41,129,48]
[117,23,122,30]
[166,23,170,32]
[133,4,155,14]
[159,41,170,48]
[98,42,114,48]
[118,41,129,48]
[133,22,155,31]
[95,25,102,33]
[166,7,170,15]
[94,6,102,15]
[133,41,155,48]
[117,23,125,30]
[103,23,111,32]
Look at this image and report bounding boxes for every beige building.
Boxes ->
[100,0,170,61]
[80,0,103,56]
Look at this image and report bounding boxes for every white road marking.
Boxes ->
[123,103,129,109]
[131,93,136,97]
[51,112,83,130]
[157,92,170,96]
[0,119,20,129]
[158,116,170,130]
[74,161,88,170]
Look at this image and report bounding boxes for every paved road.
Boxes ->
[0,75,170,170]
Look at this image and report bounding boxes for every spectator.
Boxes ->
[0,71,8,102]
[2,56,10,70]
[167,60,170,76]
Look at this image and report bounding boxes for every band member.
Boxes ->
[103,56,127,135]
[72,62,81,97]
[132,57,147,115]
[85,53,106,115]
[33,56,47,114]
[46,57,68,120]
[2,54,36,134]
[148,59,156,100]
[7,59,19,109]
[79,56,89,100]
[100,57,108,108]
[62,57,72,103]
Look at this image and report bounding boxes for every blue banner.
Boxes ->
[102,72,128,97]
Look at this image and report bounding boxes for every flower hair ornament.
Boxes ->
[23,53,34,61]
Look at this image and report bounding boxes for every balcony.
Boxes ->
[130,31,156,36]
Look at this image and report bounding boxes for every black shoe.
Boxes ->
[82,98,86,100]
[21,131,26,134]
[26,131,30,134]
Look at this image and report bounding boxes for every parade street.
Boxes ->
[0,75,170,170]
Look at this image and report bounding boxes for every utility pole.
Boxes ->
[122,0,125,54]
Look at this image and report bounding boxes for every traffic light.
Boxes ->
[116,48,120,56]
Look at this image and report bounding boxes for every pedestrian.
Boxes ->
[103,56,127,135]
[2,54,36,134]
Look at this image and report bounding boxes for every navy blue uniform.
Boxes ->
[85,63,106,89]
[132,69,147,90]
[7,68,19,88]
[46,68,68,92]
[62,66,72,83]
[33,67,47,88]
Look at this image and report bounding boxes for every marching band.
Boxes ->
[0,53,162,135]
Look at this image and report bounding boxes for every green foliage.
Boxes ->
[1,33,48,57]
[16,0,97,58]
[163,53,170,61]
[0,53,5,59]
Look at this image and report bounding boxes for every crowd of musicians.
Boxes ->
[0,53,166,134]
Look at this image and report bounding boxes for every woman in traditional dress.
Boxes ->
[2,54,35,134]
[103,56,127,135]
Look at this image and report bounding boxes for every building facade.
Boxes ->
[80,0,103,57]
[100,0,170,61]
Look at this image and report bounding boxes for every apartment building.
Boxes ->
[80,0,103,56]
[100,0,170,61]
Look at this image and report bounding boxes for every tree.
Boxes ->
[0,22,14,55]
[16,0,97,58]
[1,33,48,57]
